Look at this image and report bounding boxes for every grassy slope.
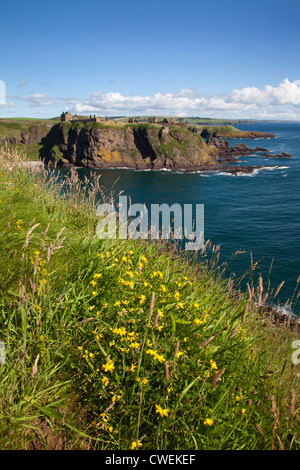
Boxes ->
[0,147,300,450]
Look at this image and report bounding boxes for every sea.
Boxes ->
[55,122,300,315]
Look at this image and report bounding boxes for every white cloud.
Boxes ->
[25,93,53,107]
[230,79,300,107]
[8,92,53,108]
[65,79,300,119]
[5,79,300,119]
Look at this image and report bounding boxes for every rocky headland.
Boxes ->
[0,119,292,175]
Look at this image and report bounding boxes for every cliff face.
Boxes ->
[42,123,220,171]
[0,118,279,172]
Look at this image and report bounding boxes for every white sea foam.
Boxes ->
[274,304,298,321]
[205,165,288,177]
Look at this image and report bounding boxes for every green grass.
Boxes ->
[0,146,300,450]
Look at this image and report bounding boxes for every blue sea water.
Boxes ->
[58,122,300,313]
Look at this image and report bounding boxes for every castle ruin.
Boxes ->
[61,111,101,123]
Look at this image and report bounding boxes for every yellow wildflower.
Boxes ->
[112,327,126,336]
[102,360,115,373]
[204,418,214,426]
[155,405,169,418]
[131,440,142,449]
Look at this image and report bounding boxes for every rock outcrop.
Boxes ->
[206,137,293,162]
[1,118,290,173]
[20,124,52,145]
[42,123,221,172]
[260,152,293,159]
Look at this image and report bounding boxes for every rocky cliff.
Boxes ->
[41,123,221,171]
[1,118,283,173]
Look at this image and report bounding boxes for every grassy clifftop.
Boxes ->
[0,117,275,165]
[0,146,299,450]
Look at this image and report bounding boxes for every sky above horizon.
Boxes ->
[1,0,300,120]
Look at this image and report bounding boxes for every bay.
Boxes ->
[55,122,300,313]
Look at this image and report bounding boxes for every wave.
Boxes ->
[271,303,298,321]
[195,166,289,177]
[76,165,289,177]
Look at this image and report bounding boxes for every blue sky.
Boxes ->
[1,0,300,119]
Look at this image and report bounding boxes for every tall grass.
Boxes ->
[0,146,300,450]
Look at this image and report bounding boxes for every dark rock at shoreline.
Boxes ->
[220,164,286,175]
[260,152,293,159]
[229,143,253,157]
[220,165,262,175]
[206,137,293,163]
